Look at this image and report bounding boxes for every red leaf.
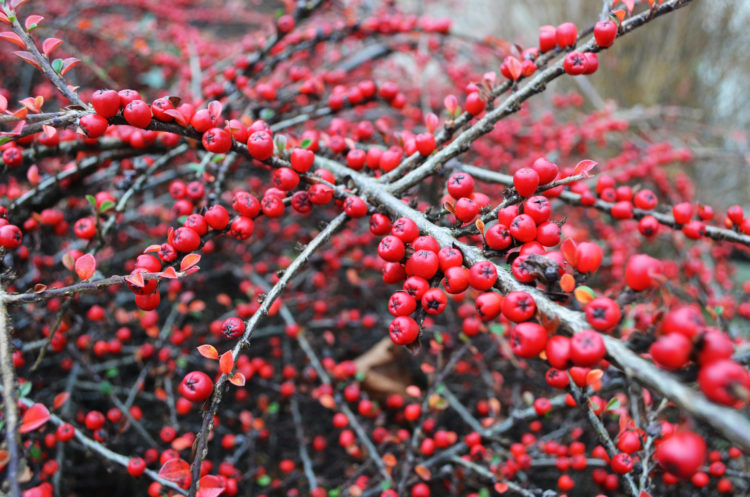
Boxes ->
[573,159,597,178]
[42,37,62,57]
[11,0,31,9]
[197,344,219,360]
[164,109,188,127]
[125,272,145,288]
[219,351,234,375]
[42,124,56,137]
[494,482,508,494]
[160,266,178,279]
[228,372,245,387]
[180,253,201,272]
[53,392,70,410]
[208,101,222,119]
[443,95,458,114]
[60,57,80,76]
[0,32,25,49]
[613,9,626,23]
[616,0,635,13]
[185,266,200,275]
[74,254,96,280]
[143,244,162,253]
[0,12,10,25]
[24,15,43,30]
[158,458,190,482]
[196,475,226,497]
[19,403,51,433]
[0,94,6,113]
[19,97,41,113]
[561,239,578,267]
[503,56,523,81]
[13,51,41,70]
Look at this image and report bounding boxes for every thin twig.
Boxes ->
[0,286,22,497]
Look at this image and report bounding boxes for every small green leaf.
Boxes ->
[99,381,112,395]
[259,108,275,121]
[211,154,224,163]
[27,23,37,31]
[354,371,365,382]
[328,489,341,497]
[435,383,445,395]
[300,138,312,149]
[176,357,187,369]
[434,331,443,344]
[99,200,114,212]
[715,306,724,316]
[106,368,119,378]
[0,136,14,146]
[274,8,284,18]
[29,445,42,460]
[187,162,204,173]
[51,58,63,73]
[380,480,391,490]
[489,323,505,336]
[177,215,188,225]
[479,488,490,497]
[257,475,271,487]
[267,402,279,415]
[86,194,97,209]
[607,397,620,410]
[18,381,32,398]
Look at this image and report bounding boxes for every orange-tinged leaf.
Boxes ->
[573,159,597,178]
[574,286,595,305]
[171,434,193,451]
[160,266,178,279]
[42,124,56,137]
[24,15,43,30]
[560,273,575,293]
[219,350,234,374]
[74,253,96,280]
[196,475,225,497]
[475,219,485,235]
[494,482,509,494]
[185,266,200,275]
[125,272,145,288]
[503,55,523,81]
[420,363,435,374]
[561,239,577,266]
[62,251,76,271]
[615,0,635,13]
[406,385,422,398]
[19,97,41,113]
[33,284,47,293]
[180,253,201,272]
[11,0,31,8]
[0,94,6,113]
[319,394,335,409]
[158,458,190,482]
[144,244,162,253]
[382,453,397,467]
[228,372,245,387]
[197,344,219,360]
[60,57,80,76]
[164,109,188,127]
[586,369,604,391]
[0,12,9,25]
[19,403,51,433]
[53,392,70,410]
[155,387,167,401]
[613,9,626,23]
[0,32,25,49]
[216,293,231,306]
[188,300,205,312]
[414,465,431,481]
[42,37,62,56]
[13,51,41,70]
[0,450,8,467]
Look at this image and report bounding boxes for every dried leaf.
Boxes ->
[19,403,50,433]
[19,96,41,113]
[33,284,47,293]
[52,392,70,409]
[164,109,188,127]
[158,458,190,482]
[42,37,62,57]
[208,100,222,119]
[197,344,219,360]
[74,254,96,280]
[219,351,234,374]
[180,253,201,272]
[0,32,25,49]
[475,219,485,236]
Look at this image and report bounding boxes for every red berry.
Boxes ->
[563,52,586,76]
[510,322,548,358]
[625,254,663,291]
[247,130,274,160]
[91,89,120,118]
[80,113,109,138]
[569,329,606,367]
[389,316,419,345]
[594,19,618,47]
[127,457,146,477]
[556,22,578,48]
[202,127,232,153]
[179,371,214,403]
[650,333,692,370]
[654,430,706,479]
[611,453,633,474]
[513,168,540,197]
[123,100,152,128]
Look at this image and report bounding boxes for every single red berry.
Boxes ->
[447,172,475,199]
[205,204,230,230]
[625,254,663,291]
[389,316,419,345]
[654,430,706,479]
[556,22,578,48]
[698,359,750,407]
[585,297,621,332]
[465,92,486,115]
[594,19,618,47]
[513,168,540,197]
[539,26,556,52]
[344,196,368,218]
[79,113,109,138]
[247,130,274,160]
[545,335,571,369]
[569,329,606,367]
[91,89,120,118]
[179,371,214,403]
[202,127,232,153]
[421,288,447,315]
[502,291,536,322]
[510,322,548,358]
[611,453,633,474]
[127,457,147,477]
[563,52,586,76]
[123,100,152,128]
[475,292,503,321]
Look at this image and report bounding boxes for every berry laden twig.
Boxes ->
[0,285,22,497]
